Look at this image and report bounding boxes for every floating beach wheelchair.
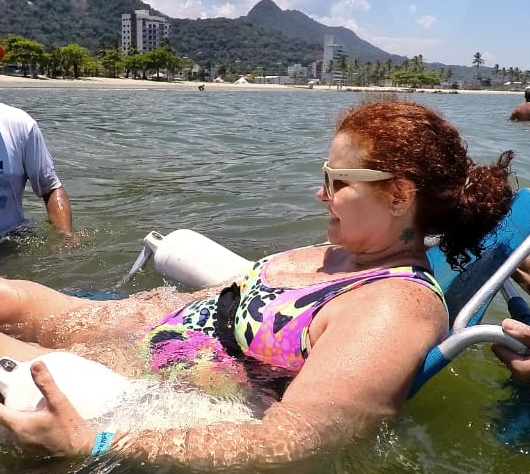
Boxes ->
[124,188,530,396]
[411,188,530,395]
[3,190,530,433]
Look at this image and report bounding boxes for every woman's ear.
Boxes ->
[388,179,417,216]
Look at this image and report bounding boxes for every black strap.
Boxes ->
[214,282,243,357]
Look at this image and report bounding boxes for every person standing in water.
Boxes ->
[509,88,530,121]
[0,44,74,241]
[0,101,74,239]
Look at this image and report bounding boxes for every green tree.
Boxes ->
[385,58,393,84]
[217,64,227,79]
[373,60,384,86]
[45,47,63,78]
[4,35,45,77]
[472,52,484,87]
[59,43,91,78]
[392,70,417,87]
[338,54,347,86]
[444,68,453,85]
[144,46,175,80]
[100,47,122,78]
[345,61,355,86]
[81,57,101,77]
[411,55,425,73]
[361,61,372,86]
[166,52,183,81]
[492,63,500,86]
[122,48,143,79]
[418,70,441,88]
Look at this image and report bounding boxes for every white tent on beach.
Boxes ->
[234,76,249,85]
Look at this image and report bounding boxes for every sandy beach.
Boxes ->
[0,74,523,95]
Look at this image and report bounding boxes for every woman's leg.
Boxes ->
[0,277,213,356]
[0,278,85,340]
[0,332,51,361]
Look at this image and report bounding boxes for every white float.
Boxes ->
[122,229,253,288]
[0,230,256,432]
[0,352,131,419]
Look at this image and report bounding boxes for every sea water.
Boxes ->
[0,85,530,473]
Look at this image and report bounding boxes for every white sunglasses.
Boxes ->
[322,161,394,198]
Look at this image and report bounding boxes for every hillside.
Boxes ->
[246,0,406,64]
[0,0,402,69]
[168,17,323,73]
[0,0,480,79]
[0,0,154,51]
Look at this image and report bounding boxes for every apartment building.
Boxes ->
[322,35,348,84]
[121,9,170,55]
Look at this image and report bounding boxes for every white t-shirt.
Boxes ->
[0,103,62,234]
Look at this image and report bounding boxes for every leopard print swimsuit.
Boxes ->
[140,247,445,372]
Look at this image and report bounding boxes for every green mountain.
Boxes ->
[168,17,323,73]
[0,0,402,70]
[246,0,405,64]
[0,0,154,51]
[0,0,480,79]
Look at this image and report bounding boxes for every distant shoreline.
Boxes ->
[0,74,524,95]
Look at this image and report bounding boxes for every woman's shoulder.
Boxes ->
[327,271,448,332]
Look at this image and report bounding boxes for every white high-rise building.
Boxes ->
[322,35,348,84]
[121,9,170,55]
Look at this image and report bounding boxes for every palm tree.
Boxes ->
[385,58,393,84]
[523,71,530,88]
[345,62,355,86]
[352,58,360,85]
[373,60,383,86]
[445,68,453,85]
[362,62,372,86]
[514,66,522,83]
[410,55,425,73]
[472,52,484,87]
[338,55,347,87]
[492,64,499,87]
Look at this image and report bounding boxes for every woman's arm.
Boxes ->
[0,279,447,468]
[0,363,337,468]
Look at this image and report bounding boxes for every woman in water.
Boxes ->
[0,100,516,469]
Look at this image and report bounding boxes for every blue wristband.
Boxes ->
[91,431,114,456]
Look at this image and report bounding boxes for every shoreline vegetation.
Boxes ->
[0,74,524,95]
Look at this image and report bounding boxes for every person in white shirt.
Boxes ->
[0,102,73,239]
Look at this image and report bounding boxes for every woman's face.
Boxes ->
[317,133,396,254]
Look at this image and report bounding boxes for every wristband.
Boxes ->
[91,431,114,456]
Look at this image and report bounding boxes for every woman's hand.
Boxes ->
[0,361,95,457]
[492,319,530,385]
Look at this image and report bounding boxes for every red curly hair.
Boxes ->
[336,100,514,270]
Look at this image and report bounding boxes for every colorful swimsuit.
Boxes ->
[140,247,446,373]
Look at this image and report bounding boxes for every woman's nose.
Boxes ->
[316,185,329,202]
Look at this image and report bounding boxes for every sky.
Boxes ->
[145,0,530,70]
